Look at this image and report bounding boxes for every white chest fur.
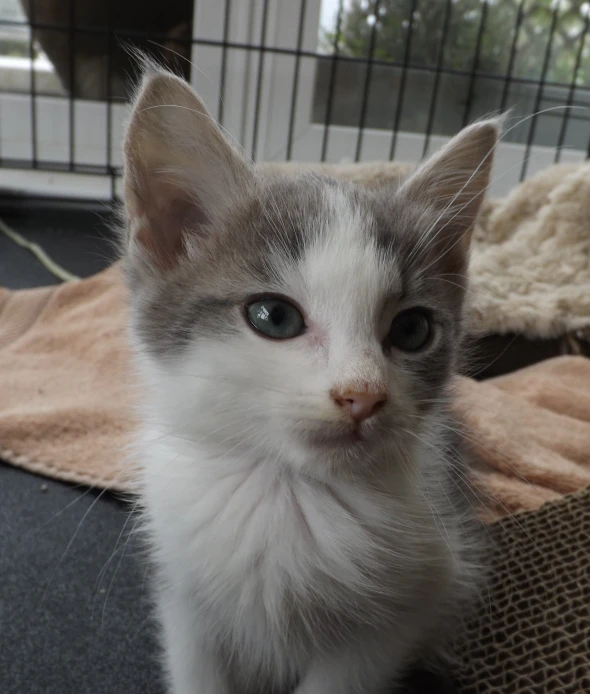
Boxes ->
[139,434,455,689]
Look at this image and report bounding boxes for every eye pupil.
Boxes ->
[246,298,305,339]
[387,309,431,352]
[270,305,285,325]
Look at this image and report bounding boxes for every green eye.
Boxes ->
[246,298,305,339]
[388,309,432,352]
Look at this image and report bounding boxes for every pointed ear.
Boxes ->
[123,67,251,270]
[399,119,499,272]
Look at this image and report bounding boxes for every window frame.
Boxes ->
[0,0,586,199]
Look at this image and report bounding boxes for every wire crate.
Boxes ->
[0,0,588,201]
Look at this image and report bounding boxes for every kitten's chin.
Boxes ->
[299,420,386,456]
[308,429,365,449]
[281,420,392,473]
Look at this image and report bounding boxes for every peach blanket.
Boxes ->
[1,265,589,522]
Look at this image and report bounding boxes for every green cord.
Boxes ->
[0,217,80,283]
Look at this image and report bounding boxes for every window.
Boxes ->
[306,0,590,191]
[0,0,587,200]
[0,0,62,95]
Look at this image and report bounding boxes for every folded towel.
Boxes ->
[0,265,135,491]
[1,263,589,523]
[2,160,590,518]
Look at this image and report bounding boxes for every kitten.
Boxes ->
[121,65,498,694]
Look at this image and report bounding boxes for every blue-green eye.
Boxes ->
[388,309,432,352]
[246,298,305,339]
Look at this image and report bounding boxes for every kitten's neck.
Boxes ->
[164,427,417,496]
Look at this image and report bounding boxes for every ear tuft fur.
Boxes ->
[123,63,252,270]
[399,118,501,273]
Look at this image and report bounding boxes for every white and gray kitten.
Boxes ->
[121,66,498,694]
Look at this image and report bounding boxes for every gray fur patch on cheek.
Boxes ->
[126,172,340,358]
[409,339,454,413]
[135,293,242,357]
[369,195,467,414]
[233,173,337,285]
[385,295,459,416]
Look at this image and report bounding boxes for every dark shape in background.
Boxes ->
[19,0,193,100]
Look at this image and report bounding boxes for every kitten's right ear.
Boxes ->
[123,66,251,270]
[397,118,499,275]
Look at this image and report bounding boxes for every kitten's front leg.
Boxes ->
[158,590,229,694]
[294,637,406,694]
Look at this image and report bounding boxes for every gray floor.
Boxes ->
[0,200,456,694]
[0,202,164,694]
[0,465,161,694]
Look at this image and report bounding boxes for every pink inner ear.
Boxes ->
[135,218,185,270]
[129,176,209,270]
[426,224,471,287]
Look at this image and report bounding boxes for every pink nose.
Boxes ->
[332,390,388,423]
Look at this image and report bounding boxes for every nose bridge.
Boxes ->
[309,238,389,391]
[330,341,388,395]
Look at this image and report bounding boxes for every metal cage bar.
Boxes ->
[462,0,489,129]
[67,0,75,171]
[28,0,37,167]
[320,0,344,162]
[389,0,417,161]
[286,0,308,161]
[555,15,589,164]
[0,0,588,202]
[250,0,270,161]
[520,4,560,180]
[422,0,453,159]
[500,0,526,113]
[106,0,115,198]
[354,0,382,162]
[217,0,231,125]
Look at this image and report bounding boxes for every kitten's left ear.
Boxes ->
[399,119,500,271]
[123,66,252,270]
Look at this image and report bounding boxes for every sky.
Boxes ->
[320,0,345,32]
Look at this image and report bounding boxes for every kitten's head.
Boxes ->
[122,67,498,478]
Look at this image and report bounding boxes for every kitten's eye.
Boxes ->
[246,298,305,339]
[387,309,432,352]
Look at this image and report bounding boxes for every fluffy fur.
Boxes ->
[121,65,498,694]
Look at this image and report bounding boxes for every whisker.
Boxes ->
[40,487,110,604]
[400,424,534,546]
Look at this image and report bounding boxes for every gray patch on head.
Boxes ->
[124,171,341,357]
[125,167,468,388]
[341,184,469,409]
[135,291,240,356]
[231,171,336,282]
